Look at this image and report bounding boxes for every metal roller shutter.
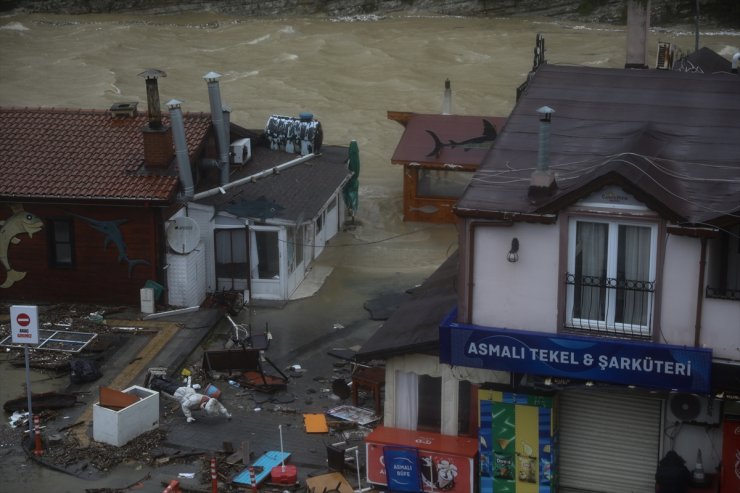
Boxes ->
[558,389,661,493]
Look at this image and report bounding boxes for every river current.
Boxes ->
[0,11,738,492]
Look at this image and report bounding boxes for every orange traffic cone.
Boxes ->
[33,414,44,456]
[163,479,181,493]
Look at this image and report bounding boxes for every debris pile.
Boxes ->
[39,428,173,472]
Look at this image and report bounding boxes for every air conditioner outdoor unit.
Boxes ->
[667,394,720,425]
[230,138,252,165]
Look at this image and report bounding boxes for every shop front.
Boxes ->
[439,310,713,493]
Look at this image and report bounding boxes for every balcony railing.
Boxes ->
[706,286,740,301]
[565,273,655,339]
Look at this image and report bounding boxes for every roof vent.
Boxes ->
[109,102,139,118]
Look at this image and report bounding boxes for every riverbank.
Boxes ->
[2,0,738,28]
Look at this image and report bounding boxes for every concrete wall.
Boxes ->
[661,233,740,360]
[468,210,739,362]
[471,221,560,332]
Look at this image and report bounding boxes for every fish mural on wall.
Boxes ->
[425,119,498,157]
[1,204,44,288]
[72,213,149,277]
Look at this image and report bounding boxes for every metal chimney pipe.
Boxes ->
[167,99,194,200]
[204,72,230,186]
[536,106,554,172]
[222,104,232,145]
[529,105,556,195]
[138,69,167,129]
[442,78,452,115]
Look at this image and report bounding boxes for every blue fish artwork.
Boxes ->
[72,214,149,277]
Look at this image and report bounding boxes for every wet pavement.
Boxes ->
[1,242,447,492]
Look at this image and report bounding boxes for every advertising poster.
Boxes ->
[479,390,553,493]
[722,418,740,491]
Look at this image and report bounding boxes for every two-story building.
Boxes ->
[358,60,740,493]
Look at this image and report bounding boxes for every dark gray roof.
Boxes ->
[676,46,733,74]
[197,143,352,222]
[456,63,740,226]
[356,250,458,361]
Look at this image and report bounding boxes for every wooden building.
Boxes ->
[0,80,214,305]
[387,111,506,224]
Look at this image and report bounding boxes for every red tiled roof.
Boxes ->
[0,107,212,203]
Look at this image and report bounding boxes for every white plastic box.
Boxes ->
[93,385,159,447]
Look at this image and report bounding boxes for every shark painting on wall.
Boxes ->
[0,204,44,288]
[72,213,149,277]
[425,119,498,158]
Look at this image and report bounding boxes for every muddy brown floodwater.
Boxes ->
[1,10,738,493]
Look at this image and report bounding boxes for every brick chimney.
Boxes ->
[138,69,173,168]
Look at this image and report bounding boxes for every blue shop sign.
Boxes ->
[439,310,711,394]
[383,447,422,492]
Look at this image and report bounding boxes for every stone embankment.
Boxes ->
[1,0,737,27]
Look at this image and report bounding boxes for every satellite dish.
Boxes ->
[670,394,701,422]
[167,216,200,254]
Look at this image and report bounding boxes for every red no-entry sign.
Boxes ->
[10,305,39,344]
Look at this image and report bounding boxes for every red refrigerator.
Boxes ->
[721,418,740,491]
[365,426,478,493]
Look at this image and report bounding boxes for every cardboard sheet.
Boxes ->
[305,472,354,493]
[303,413,329,433]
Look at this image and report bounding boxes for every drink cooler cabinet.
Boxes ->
[365,426,478,493]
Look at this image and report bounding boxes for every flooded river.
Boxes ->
[0,10,738,492]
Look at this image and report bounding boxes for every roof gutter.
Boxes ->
[192,153,317,201]
[454,207,557,224]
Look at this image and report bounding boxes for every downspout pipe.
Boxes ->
[167,99,194,200]
[694,237,707,347]
[193,153,316,201]
[204,72,230,186]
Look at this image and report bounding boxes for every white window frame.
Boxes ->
[566,217,658,336]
